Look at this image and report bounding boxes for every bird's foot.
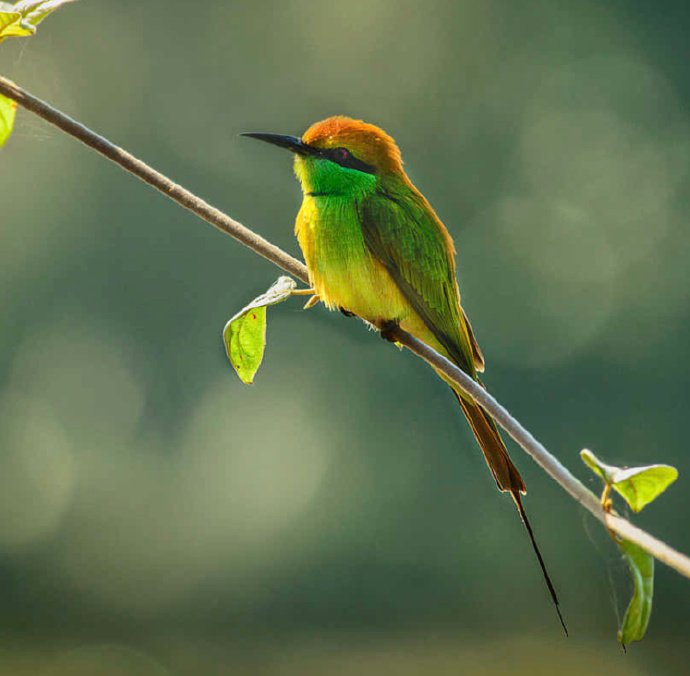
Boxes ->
[379,319,400,343]
[291,287,320,310]
[302,295,320,310]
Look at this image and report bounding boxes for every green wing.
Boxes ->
[358,184,481,378]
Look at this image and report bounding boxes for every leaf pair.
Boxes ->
[581,450,678,513]
[581,449,678,647]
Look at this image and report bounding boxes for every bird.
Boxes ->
[242,116,566,634]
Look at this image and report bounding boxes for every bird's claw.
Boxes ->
[290,287,320,310]
[379,320,399,343]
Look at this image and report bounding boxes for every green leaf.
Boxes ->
[617,538,654,647]
[0,0,76,44]
[225,305,267,385]
[222,276,297,384]
[579,449,678,512]
[610,465,678,513]
[0,91,16,148]
[0,10,33,43]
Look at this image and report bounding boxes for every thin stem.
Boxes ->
[2,75,689,580]
[601,484,612,511]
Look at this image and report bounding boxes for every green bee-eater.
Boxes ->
[244,116,565,632]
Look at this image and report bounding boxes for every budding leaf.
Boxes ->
[580,449,678,512]
[580,448,615,484]
[223,276,297,384]
[617,538,654,647]
[0,92,16,148]
[0,0,76,44]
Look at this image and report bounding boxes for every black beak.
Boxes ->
[240,132,318,157]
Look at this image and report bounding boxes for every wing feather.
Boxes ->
[358,185,483,377]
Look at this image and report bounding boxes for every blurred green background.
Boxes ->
[1,1,690,674]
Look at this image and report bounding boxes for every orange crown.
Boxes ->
[302,116,404,174]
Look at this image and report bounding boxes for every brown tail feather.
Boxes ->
[454,392,567,635]
[457,397,525,495]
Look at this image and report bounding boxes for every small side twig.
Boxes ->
[2,75,689,580]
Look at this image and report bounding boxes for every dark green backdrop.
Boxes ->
[1,1,689,674]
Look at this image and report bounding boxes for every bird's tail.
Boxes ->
[456,395,525,495]
[453,390,568,636]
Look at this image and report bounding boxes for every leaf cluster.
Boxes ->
[581,449,678,646]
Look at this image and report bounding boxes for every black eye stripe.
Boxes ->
[319,147,376,174]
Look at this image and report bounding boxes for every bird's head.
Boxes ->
[242,116,404,197]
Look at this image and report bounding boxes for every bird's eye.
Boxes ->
[333,147,350,162]
[325,146,376,174]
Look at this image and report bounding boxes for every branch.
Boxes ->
[2,75,689,580]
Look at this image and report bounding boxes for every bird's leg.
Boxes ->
[339,307,355,318]
[290,287,320,310]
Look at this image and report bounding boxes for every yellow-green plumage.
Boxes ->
[296,193,410,322]
[295,147,477,372]
[243,116,565,633]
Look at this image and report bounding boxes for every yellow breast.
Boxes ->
[295,196,409,323]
